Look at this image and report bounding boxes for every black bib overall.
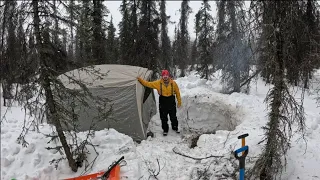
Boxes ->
[158,82,178,132]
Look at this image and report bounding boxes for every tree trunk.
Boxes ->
[32,0,77,172]
[229,1,241,92]
[303,71,309,89]
[260,3,284,177]
[43,77,78,172]
[69,0,74,62]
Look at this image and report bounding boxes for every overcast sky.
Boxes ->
[104,1,218,40]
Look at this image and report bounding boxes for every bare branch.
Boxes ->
[172,147,224,160]
[223,131,231,148]
[143,158,165,180]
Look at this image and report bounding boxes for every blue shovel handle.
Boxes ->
[234,145,249,159]
[234,146,249,180]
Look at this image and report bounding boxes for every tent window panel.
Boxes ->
[143,87,152,103]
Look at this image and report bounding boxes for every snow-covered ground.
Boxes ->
[1,70,320,180]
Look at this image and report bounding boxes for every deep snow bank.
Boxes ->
[175,72,245,135]
[1,104,141,180]
[177,95,242,133]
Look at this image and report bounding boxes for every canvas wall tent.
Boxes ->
[58,64,157,142]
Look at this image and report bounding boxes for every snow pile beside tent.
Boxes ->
[1,70,320,180]
[1,107,140,179]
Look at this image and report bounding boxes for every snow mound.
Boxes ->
[178,94,243,134]
[1,105,140,180]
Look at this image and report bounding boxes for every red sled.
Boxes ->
[64,156,123,180]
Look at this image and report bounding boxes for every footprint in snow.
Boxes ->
[43,166,54,174]
[1,129,8,134]
[2,147,9,156]
[9,119,18,124]
[311,123,318,130]
[4,133,12,139]
[25,143,36,154]
[33,153,42,166]
[2,156,15,167]
[12,146,20,155]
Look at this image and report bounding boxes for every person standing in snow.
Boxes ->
[137,70,182,136]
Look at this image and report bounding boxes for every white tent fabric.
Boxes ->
[58,64,157,142]
[60,64,151,88]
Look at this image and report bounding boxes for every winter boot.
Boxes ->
[163,132,168,136]
[173,129,180,134]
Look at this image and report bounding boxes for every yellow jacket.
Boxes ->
[138,77,182,107]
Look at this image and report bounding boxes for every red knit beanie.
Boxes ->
[161,70,170,77]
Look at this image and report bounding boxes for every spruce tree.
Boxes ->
[16,15,29,83]
[136,0,160,77]
[171,25,180,78]
[159,0,172,72]
[92,0,108,65]
[106,16,118,64]
[119,0,132,65]
[75,0,93,65]
[190,38,198,70]
[177,0,191,77]
[215,0,251,93]
[249,2,307,179]
[66,0,76,63]
[195,0,215,80]
[2,0,113,172]
[129,0,138,65]
[189,11,200,71]
[300,0,320,88]
[2,0,18,105]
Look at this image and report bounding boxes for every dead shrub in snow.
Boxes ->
[143,158,165,180]
[190,166,213,180]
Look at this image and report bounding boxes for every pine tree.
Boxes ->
[129,0,138,65]
[2,0,18,105]
[190,38,198,70]
[92,0,107,65]
[215,0,251,93]
[26,31,38,80]
[114,37,120,64]
[190,11,201,71]
[177,0,191,77]
[216,0,227,47]
[195,0,214,80]
[8,0,113,172]
[16,15,28,84]
[75,0,93,65]
[301,0,319,88]
[0,1,4,83]
[255,0,320,88]
[171,25,180,78]
[106,16,117,64]
[119,0,132,65]
[159,0,172,72]
[66,0,76,63]
[249,2,306,179]
[136,0,160,77]
[317,6,320,68]
[30,0,78,172]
